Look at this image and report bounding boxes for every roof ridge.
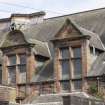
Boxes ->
[45,7,105,20]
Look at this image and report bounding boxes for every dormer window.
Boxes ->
[7,54,27,86]
[59,47,70,92]
[58,46,82,92]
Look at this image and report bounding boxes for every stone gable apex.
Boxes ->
[54,19,83,39]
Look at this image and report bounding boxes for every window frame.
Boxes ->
[71,47,82,79]
[59,47,71,80]
[60,80,70,92]
[7,53,27,85]
[71,79,82,91]
[18,54,27,83]
[58,45,83,92]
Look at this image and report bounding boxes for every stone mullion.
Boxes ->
[69,46,73,92]
[15,54,19,97]
[54,47,61,93]
[16,54,19,84]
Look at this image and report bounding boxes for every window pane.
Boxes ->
[40,84,54,94]
[8,55,16,65]
[73,59,82,78]
[72,47,81,58]
[61,60,70,79]
[61,81,70,92]
[73,80,82,90]
[20,54,26,64]
[60,47,69,59]
[8,66,16,85]
[18,65,26,83]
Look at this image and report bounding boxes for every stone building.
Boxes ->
[0,8,105,103]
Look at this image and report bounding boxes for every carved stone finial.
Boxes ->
[10,22,16,31]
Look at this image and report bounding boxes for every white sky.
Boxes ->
[0,0,105,18]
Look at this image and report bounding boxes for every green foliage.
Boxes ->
[88,84,104,99]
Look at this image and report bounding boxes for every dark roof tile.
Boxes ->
[31,60,54,82]
[87,52,105,77]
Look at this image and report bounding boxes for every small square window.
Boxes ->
[72,59,82,78]
[61,60,70,79]
[19,54,26,64]
[8,55,16,65]
[8,66,16,85]
[18,65,26,83]
[60,81,70,92]
[72,47,81,58]
[60,47,69,59]
[72,80,82,90]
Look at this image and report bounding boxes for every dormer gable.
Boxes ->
[54,18,89,40]
[0,30,28,48]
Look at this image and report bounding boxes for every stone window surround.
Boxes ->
[57,44,83,92]
[6,53,27,86]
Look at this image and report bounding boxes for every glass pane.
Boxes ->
[73,59,82,78]
[61,60,70,79]
[72,47,81,58]
[8,55,16,65]
[8,66,16,85]
[18,65,26,73]
[73,80,82,90]
[20,54,26,64]
[18,65,26,83]
[61,81,70,92]
[60,47,69,59]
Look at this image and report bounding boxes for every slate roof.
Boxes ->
[0,8,105,77]
[31,60,54,83]
[87,52,105,77]
[29,39,51,57]
[24,18,105,81]
[0,30,50,58]
[79,27,105,51]
[46,8,105,46]
[22,18,105,53]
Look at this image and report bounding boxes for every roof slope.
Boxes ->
[0,30,51,58]
[31,60,54,83]
[88,52,105,77]
[23,18,105,51]
[46,8,105,45]
[0,8,105,74]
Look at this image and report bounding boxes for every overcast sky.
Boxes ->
[0,0,105,18]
